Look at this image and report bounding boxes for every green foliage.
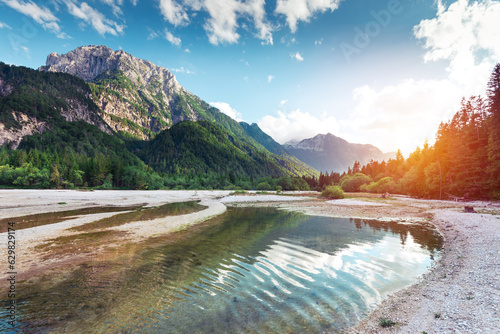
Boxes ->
[340,173,372,192]
[379,318,396,328]
[0,121,164,190]
[344,65,500,199]
[360,176,397,193]
[0,62,101,130]
[321,185,344,199]
[138,120,291,179]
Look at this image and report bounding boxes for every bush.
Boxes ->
[360,176,397,193]
[321,185,345,199]
[340,173,372,192]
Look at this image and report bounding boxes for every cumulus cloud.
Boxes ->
[210,101,243,121]
[267,75,275,83]
[202,0,241,44]
[159,0,189,26]
[342,79,462,155]
[332,0,500,155]
[414,0,500,92]
[275,0,340,33]
[65,1,125,36]
[258,109,340,144]
[157,0,272,45]
[164,28,181,45]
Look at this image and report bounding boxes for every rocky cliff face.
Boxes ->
[39,45,206,139]
[0,113,47,149]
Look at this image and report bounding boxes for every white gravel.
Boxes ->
[327,198,391,206]
[0,190,499,333]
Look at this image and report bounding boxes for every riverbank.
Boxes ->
[0,189,499,333]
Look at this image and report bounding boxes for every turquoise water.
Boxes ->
[1,207,442,333]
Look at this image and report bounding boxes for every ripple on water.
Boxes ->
[0,208,441,333]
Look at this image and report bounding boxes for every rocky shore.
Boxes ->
[0,189,498,333]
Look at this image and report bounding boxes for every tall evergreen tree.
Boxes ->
[487,64,500,192]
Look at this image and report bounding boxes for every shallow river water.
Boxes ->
[1,206,442,333]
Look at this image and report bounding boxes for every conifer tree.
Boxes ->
[487,64,500,192]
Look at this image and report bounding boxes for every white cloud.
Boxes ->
[202,0,241,44]
[267,75,275,83]
[210,101,243,121]
[159,0,189,26]
[171,66,194,74]
[414,0,500,93]
[131,0,138,6]
[258,109,340,144]
[0,21,12,29]
[241,0,273,45]
[164,28,181,45]
[342,79,462,155]
[292,52,304,61]
[147,29,159,40]
[279,99,287,107]
[334,0,500,155]
[1,0,62,34]
[65,1,125,36]
[101,0,124,16]
[184,48,191,53]
[172,0,273,45]
[275,0,340,33]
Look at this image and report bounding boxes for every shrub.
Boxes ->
[340,173,372,192]
[360,176,397,193]
[379,317,396,328]
[321,185,344,199]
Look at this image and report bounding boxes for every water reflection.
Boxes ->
[0,207,442,333]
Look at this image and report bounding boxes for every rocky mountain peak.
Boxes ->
[39,45,182,95]
[286,133,347,151]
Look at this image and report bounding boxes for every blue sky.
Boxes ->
[0,0,499,155]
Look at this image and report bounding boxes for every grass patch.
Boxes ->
[379,317,396,328]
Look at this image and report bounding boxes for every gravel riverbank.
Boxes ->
[0,189,498,333]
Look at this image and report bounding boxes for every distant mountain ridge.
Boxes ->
[284,133,395,173]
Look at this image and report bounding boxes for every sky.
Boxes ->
[0,0,499,156]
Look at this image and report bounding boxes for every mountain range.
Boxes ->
[284,133,395,173]
[0,45,395,188]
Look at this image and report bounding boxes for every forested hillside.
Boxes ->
[0,59,317,190]
[307,64,500,200]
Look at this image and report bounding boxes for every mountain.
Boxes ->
[0,46,319,190]
[239,122,319,176]
[138,120,291,177]
[0,62,111,148]
[39,45,227,140]
[36,45,318,177]
[284,133,396,173]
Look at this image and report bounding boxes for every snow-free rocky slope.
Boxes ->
[39,45,218,140]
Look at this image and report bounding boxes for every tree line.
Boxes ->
[313,64,500,200]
